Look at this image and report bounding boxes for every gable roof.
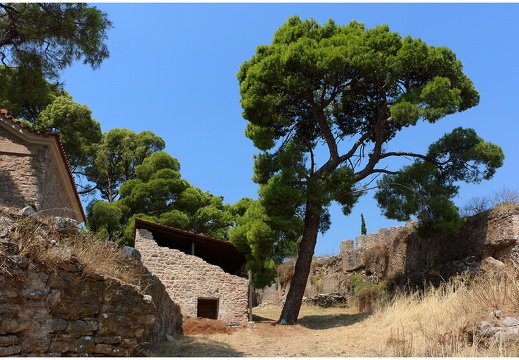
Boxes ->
[0,109,86,222]
[133,218,246,275]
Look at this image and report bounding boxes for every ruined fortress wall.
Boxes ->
[135,229,248,324]
[340,209,519,278]
[262,209,519,304]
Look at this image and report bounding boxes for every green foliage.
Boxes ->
[0,66,65,123]
[375,127,504,236]
[36,94,102,171]
[84,128,166,202]
[86,200,129,242]
[237,15,487,236]
[360,213,367,235]
[348,273,365,296]
[230,200,300,288]
[0,4,111,181]
[237,16,501,322]
[0,4,111,126]
[190,194,235,240]
[88,151,240,245]
[348,273,392,312]
[0,3,112,80]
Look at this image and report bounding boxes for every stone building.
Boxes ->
[133,219,249,324]
[0,109,85,222]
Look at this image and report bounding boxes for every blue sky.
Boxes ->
[62,3,519,256]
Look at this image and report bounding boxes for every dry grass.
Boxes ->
[152,269,519,357]
[0,210,148,288]
[151,306,374,357]
[369,268,519,357]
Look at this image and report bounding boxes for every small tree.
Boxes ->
[360,213,367,235]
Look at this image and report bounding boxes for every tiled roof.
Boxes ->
[0,108,86,222]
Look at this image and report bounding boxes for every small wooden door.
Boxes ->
[197,298,219,319]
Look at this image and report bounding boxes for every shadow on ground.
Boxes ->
[252,309,371,330]
[150,336,246,357]
[298,312,371,330]
[251,313,278,323]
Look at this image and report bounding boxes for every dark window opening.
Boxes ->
[197,298,219,320]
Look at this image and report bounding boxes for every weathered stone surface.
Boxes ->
[95,343,116,356]
[0,335,18,346]
[0,209,183,356]
[136,228,248,325]
[50,318,68,333]
[94,343,128,356]
[124,245,141,261]
[502,317,519,328]
[480,256,505,272]
[120,338,139,348]
[261,208,519,305]
[475,314,519,346]
[68,336,96,353]
[94,335,122,345]
[0,345,21,356]
[66,320,95,336]
[19,206,37,217]
[305,293,348,308]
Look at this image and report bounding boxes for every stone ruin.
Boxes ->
[0,207,182,356]
[260,205,519,305]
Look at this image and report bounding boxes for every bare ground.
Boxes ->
[150,305,380,357]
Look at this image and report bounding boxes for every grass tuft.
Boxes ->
[0,208,150,289]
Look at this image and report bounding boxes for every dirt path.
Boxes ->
[151,306,385,357]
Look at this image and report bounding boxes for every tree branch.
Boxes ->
[380,151,429,161]
[354,113,386,181]
[370,168,399,175]
[312,104,339,162]
[343,181,418,197]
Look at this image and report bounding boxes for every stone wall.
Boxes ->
[0,211,182,356]
[261,207,519,304]
[135,229,248,325]
[341,221,413,277]
[40,150,78,219]
[339,208,519,288]
[0,124,77,220]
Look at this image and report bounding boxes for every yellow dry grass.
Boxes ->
[1,211,148,288]
[152,268,519,357]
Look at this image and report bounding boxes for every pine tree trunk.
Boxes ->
[278,204,321,325]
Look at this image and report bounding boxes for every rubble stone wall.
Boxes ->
[0,233,182,356]
[261,208,519,304]
[135,229,248,325]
